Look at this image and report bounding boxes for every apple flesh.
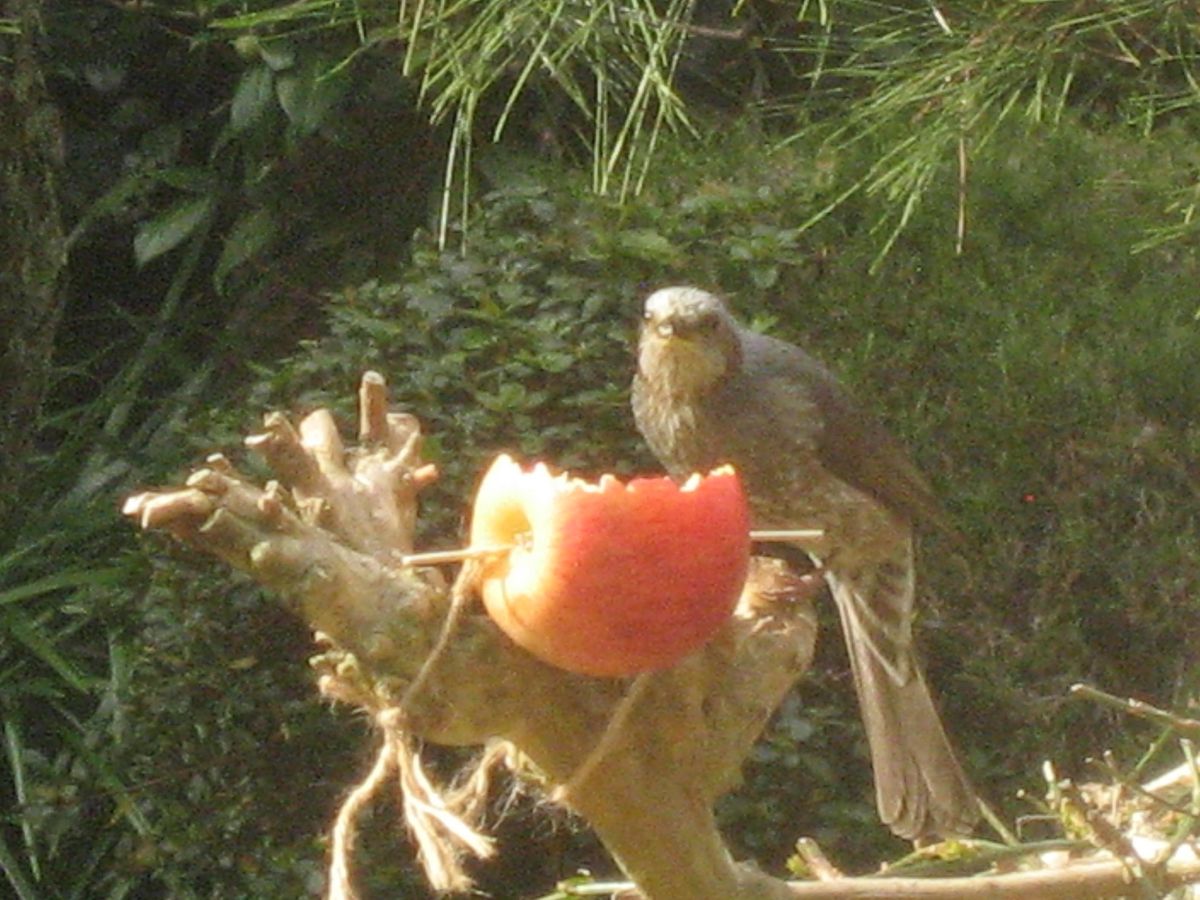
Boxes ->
[469,454,751,677]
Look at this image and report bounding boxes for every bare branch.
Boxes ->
[783,855,1200,898]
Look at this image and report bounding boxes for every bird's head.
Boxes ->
[637,287,742,397]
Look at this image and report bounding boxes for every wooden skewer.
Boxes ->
[399,545,514,567]
[748,529,824,543]
[399,530,823,568]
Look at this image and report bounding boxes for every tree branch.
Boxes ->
[783,855,1200,899]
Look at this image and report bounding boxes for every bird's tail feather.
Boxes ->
[829,574,978,841]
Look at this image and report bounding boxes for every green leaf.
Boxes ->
[613,229,679,264]
[137,122,183,166]
[0,567,124,607]
[153,166,219,194]
[230,64,275,132]
[133,196,214,267]
[275,56,345,134]
[1,607,98,694]
[750,266,779,289]
[0,830,40,900]
[2,712,40,885]
[232,34,295,71]
[214,206,277,290]
[258,40,296,72]
[66,170,149,250]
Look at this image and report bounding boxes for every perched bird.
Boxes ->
[631,286,977,841]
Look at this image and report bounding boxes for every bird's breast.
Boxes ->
[632,383,718,478]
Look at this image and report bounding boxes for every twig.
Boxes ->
[399,530,824,567]
[1157,738,1200,866]
[794,838,843,881]
[879,840,1086,879]
[976,796,1020,846]
[1093,749,1193,819]
[1132,724,1179,783]
[400,545,512,567]
[750,529,824,543]
[1071,683,1200,738]
[680,22,752,42]
[782,854,1200,898]
[1055,778,1162,897]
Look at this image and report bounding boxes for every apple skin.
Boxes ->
[470,454,751,677]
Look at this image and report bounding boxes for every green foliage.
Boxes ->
[56,2,436,312]
[189,0,1200,264]
[710,116,1200,866]
[239,122,841,538]
[8,0,1200,895]
[51,0,1200,325]
[209,0,697,244]
[760,0,1200,263]
[111,559,365,897]
[236,114,1199,873]
[0,274,231,898]
[30,109,1190,892]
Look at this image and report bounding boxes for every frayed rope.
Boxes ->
[325,561,505,898]
[327,711,506,898]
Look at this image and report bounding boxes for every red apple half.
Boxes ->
[469,454,751,677]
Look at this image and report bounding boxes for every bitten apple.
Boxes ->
[469,454,750,677]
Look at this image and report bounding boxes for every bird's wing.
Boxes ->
[741,330,946,530]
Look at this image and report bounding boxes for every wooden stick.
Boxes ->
[782,854,1200,898]
[400,546,513,567]
[400,530,824,568]
[749,529,824,543]
[1071,683,1200,738]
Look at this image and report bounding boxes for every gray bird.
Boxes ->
[631,285,977,841]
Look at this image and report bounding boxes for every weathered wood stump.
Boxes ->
[124,372,816,899]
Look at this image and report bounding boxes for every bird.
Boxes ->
[631,285,978,841]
